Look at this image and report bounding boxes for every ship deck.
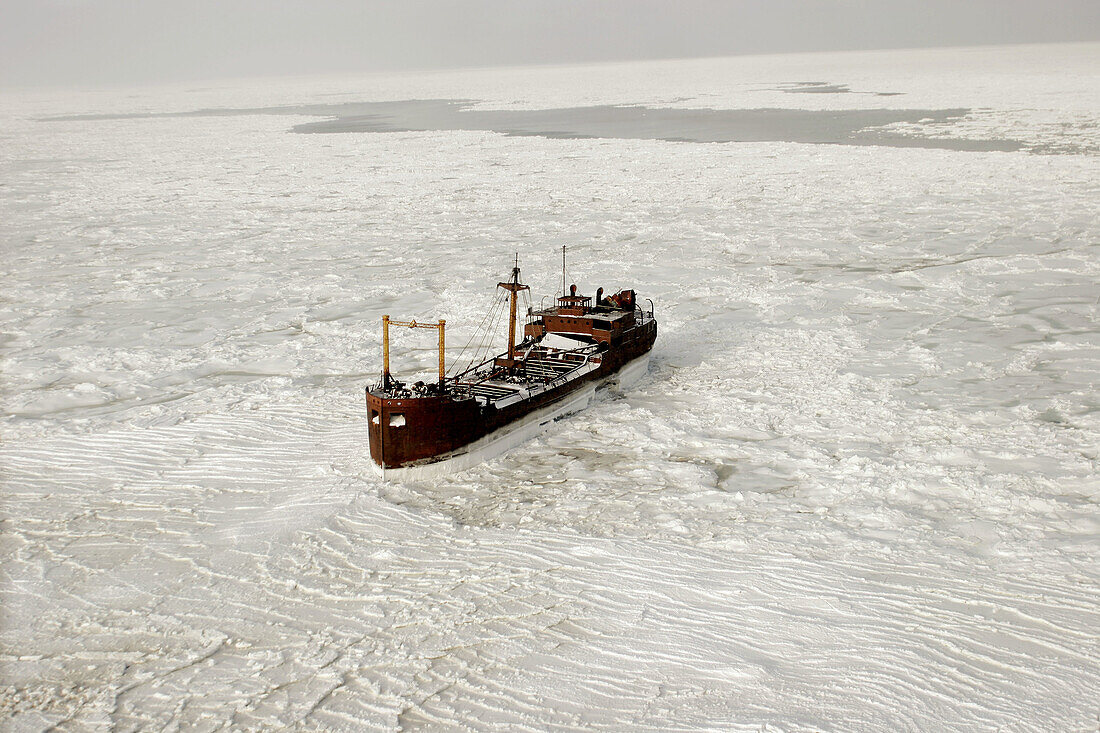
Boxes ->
[453,349,600,408]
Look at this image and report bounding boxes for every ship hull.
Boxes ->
[373,371,600,480]
[367,318,655,472]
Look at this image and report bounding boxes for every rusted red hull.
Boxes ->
[367,318,655,470]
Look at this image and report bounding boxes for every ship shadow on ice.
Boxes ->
[374,352,655,487]
[368,353,667,532]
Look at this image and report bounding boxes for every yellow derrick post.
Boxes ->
[383,317,446,387]
[438,320,445,384]
[382,315,390,378]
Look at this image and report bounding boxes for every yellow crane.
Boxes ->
[382,316,445,385]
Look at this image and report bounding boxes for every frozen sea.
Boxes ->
[2,44,1098,730]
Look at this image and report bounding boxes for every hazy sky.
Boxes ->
[3,0,1098,88]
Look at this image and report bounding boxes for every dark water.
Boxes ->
[46,99,1022,152]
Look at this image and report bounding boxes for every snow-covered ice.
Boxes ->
[2,44,1098,729]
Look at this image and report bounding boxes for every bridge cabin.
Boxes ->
[527,285,638,345]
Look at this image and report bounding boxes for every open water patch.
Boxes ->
[44,99,1023,152]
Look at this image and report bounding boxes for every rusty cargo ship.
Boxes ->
[366,259,657,472]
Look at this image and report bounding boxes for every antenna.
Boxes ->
[562,245,567,298]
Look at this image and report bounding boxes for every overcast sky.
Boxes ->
[2,0,1098,88]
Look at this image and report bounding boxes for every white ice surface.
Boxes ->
[2,45,1098,730]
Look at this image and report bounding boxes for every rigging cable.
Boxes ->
[447,289,505,377]
[453,293,497,376]
[474,291,509,369]
[459,289,508,375]
[520,288,533,342]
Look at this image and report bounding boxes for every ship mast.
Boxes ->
[497,254,530,362]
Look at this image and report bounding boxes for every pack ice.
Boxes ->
[1,43,1097,730]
